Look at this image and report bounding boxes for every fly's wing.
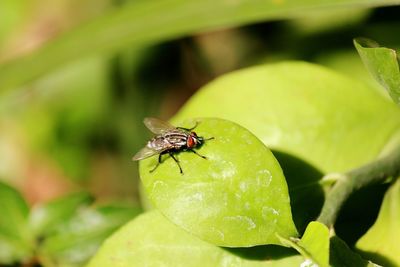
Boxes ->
[132,138,172,161]
[132,146,159,161]
[144,117,175,134]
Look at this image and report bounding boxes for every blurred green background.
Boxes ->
[0,0,399,210]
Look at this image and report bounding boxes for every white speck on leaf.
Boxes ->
[211,227,225,241]
[224,215,256,230]
[262,206,280,220]
[191,192,204,201]
[239,181,247,192]
[152,180,167,191]
[256,169,272,187]
[300,259,319,267]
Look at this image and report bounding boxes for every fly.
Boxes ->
[132,117,214,174]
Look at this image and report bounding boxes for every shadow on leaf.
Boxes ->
[224,244,297,261]
[272,150,325,233]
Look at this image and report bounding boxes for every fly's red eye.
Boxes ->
[187,136,196,148]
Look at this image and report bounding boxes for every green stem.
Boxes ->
[317,145,400,227]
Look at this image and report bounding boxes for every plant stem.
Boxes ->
[317,145,400,227]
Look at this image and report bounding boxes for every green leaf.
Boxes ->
[174,61,400,174]
[279,223,377,267]
[354,38,400,106]
[356,178,400,267]
[140,118,297,247]
[0,181,32,264]
[29,191,94,237]
[88,210,304,267]
[1,1,399,91]
[279,221,330,267]
[174,61,400,233]
[39,204,141,266]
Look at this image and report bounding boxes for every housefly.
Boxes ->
[132,117,213,174]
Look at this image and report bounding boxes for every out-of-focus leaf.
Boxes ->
[0,0,25,46]
[88,210,304,267]
[140,118,298,247]
[39,204,141,267]
[279,221,329,267]
[0,0,399,91]
[0,181,32,264]
[29,192,93,237]
[2,57,111,181]
[356,178,400,267]
[331,236,377,267]
[174,61,400,174]
[315,50,386,95]
[290,8,370,35]
[354,38,400,106]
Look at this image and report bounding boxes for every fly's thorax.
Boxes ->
[163,130,189,148]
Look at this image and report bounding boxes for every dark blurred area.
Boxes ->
[0,1,399,209]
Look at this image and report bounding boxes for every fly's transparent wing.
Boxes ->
[143,117,175,134]
[132,146,159,161]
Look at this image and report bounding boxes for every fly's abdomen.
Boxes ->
[147,137,173,152]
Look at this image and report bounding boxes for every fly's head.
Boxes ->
[186,132,214,149]
[187,132,202,149]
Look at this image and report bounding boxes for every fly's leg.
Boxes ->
[149,153,163,173]
[177,121,199,131]
[169,152,183,174]
[190,149,207,159]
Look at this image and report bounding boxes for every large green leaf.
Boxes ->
[173,61,400,233]
[0,0,399,91]
[174,61,400,174]
[356,178,400,267]
[139,118,297,247]
[354,38,400,106]
[87,211,304,267]
[279,221,330,267]
[39,205,141,267]
[0,181,32,264]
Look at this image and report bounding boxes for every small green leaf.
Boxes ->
[140,118,297,247]
[39,204,141,266]
[0,181,32,264]
[279,221,330,267]
[354,38,400,106]
[29,191,94,237]
[356,178,400,267]
[88,211,304,267]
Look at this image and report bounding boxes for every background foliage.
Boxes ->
[0,0,400,266]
